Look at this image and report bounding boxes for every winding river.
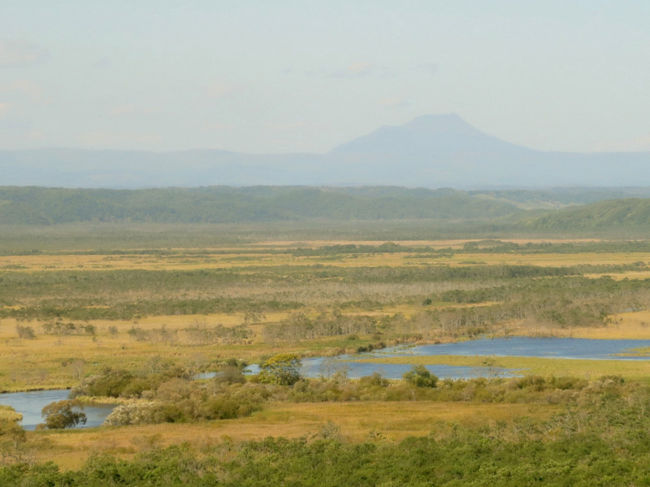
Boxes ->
[3,336,649,430]
[0,389,114,431]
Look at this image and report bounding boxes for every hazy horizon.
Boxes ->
[1,1,649,154]
[4,112,650,156]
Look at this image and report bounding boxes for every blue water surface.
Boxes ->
[373,337,650,360]
[4,337,649,429]
[244,337,650,380]
[0,389,114,430]
[244,358,515,380]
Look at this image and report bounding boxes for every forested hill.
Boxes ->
[522,198,650,231]
[3,187,650,229]
[0,186,521,224]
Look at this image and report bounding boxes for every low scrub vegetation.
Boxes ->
[3,379,649,485]
[1,231,650,485]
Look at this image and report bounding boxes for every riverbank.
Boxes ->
[359,355,650,379]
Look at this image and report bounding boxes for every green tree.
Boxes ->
[40,400,87,429]
[403,365,438,387]
[258,353,302,385]
[0,406,26,461]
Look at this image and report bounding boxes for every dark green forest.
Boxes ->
[0,187,520,224]
[521,198,650,231]
[2,187,650,234]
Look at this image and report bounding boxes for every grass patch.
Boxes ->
[26,400,557,469]
[357,354,650,379]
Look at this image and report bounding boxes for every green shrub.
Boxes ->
[104,401,161,426]
[402,365,438,388]
[359,373,389,388]
[81,368,135,397]
[15,325,35,339]
[40,400,86,429]
[213,366,246,384]
[257,354,302,386]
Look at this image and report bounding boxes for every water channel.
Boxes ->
[3,337,649,430]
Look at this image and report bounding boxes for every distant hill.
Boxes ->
[522,198,650,231]
[4,186,650,236]
[1,114,649,188]
[469,187,650,209]
[0,186,522,225]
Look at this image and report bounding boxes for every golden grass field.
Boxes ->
[1,242,649,272]
[3,307,648,392]
[2,240,650,391]
[359,355,650,379]
[254,238,603,249]
[0,404,22,422]
[503,311,650,340]
[2,238,649,471]
[30,401,558,470]
[0,314,302,392]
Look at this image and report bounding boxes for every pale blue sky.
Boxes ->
[1,1,648,152]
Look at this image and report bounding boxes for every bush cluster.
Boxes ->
[42,321,96,336]
[3,386,649,487]
[103,381,267,426]
[72,360,190,398]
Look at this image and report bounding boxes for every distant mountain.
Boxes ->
[325,114,650,187]
[521,198,650,231]
[327,114,534,185]
[1,114,649,188]
[0,186,522,225]
[331,114,521,156]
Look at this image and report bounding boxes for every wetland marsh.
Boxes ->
[1,228,649,484]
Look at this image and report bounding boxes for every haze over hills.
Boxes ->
[1,114,649,188]
[523,198,650,231]
[0,186,521,225]
[2,186,650,234]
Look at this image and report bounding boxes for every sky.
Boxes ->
[0,0,649,153]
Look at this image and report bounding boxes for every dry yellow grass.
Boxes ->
[0,404,22,422]
[254,238,601,249]
[0,330,293,391]
[584,271,650,280]
[0,313,282,336]
[2,241,646,272]
[501,314,650,340]
[2,304,646,391]
[0,308,371,391]
[359,355,650,379]
[30,401,557,470]
[2,240,648,390]
[443,252,650,267]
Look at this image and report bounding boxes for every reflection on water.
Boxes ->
[243,359,514,380]
[243,336,650,380]
[0,389,115,431]
[4,337,649,430]
[375,337,650,360]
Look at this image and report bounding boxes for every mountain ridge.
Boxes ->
[1,114,648,188]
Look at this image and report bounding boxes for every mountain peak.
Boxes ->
[329,113,497,155]
[404,113,478,133]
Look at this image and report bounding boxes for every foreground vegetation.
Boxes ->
[1,222,650,485]
[1,374,648,485]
